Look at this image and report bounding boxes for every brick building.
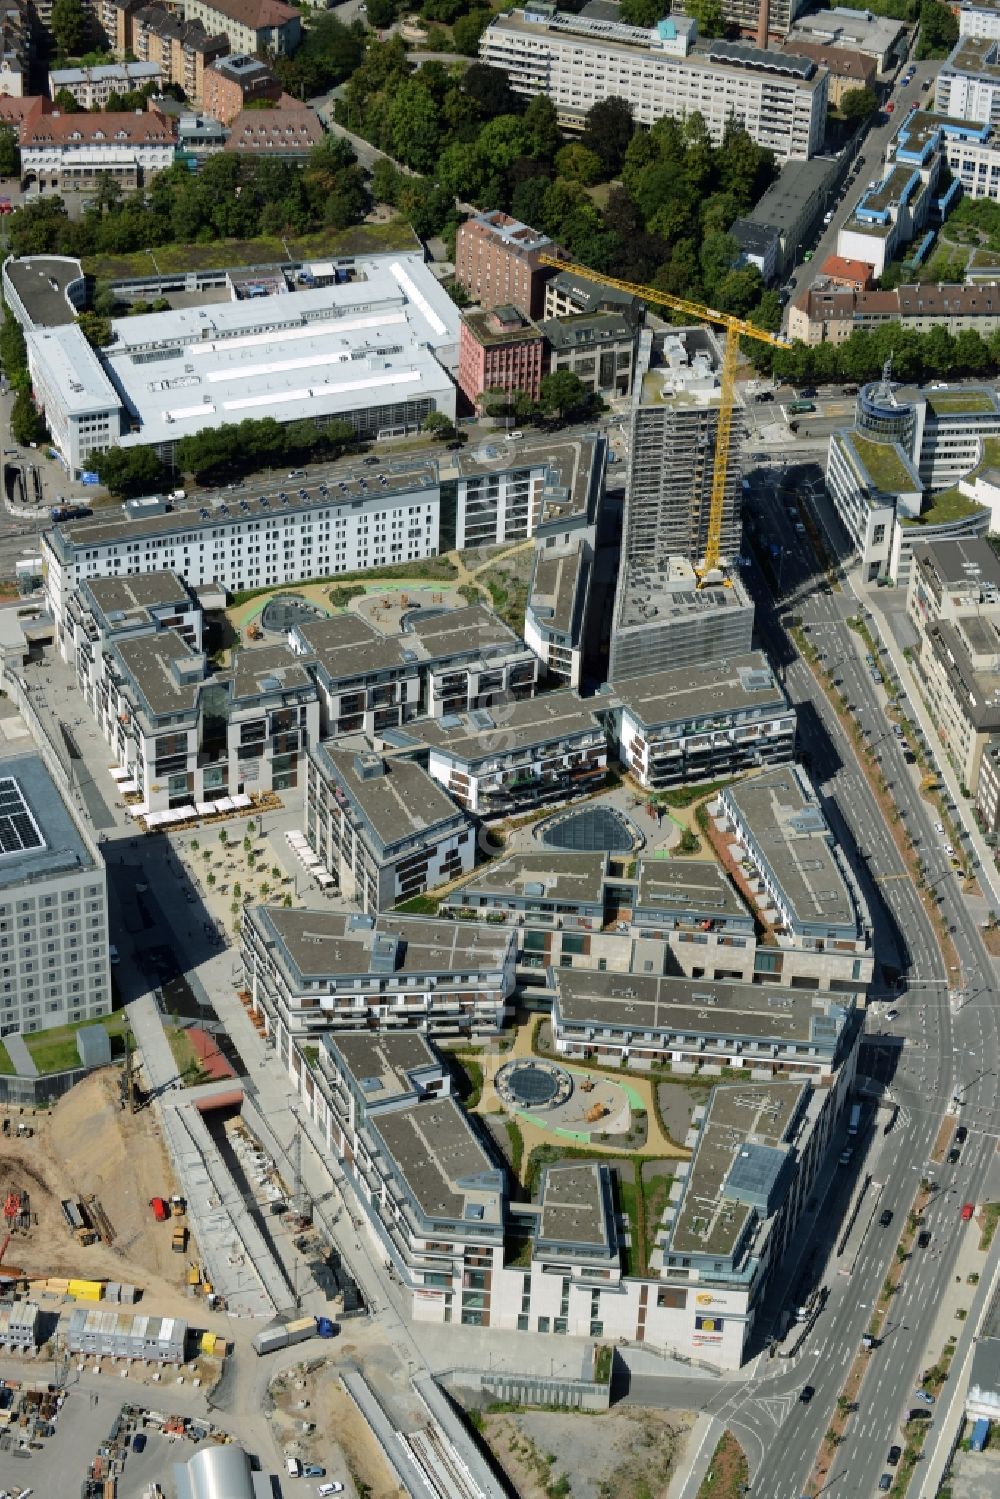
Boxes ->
[131,5,228,103]
[202,53,280,123]
[454,210,560,319]
[457,305,546,413]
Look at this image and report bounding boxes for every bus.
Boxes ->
[788,400,816,415]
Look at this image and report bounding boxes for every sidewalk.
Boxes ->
[667,1412,719,1499]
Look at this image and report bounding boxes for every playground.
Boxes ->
[229,578,470,647]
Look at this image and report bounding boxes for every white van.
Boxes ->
[285,1456,302,1477]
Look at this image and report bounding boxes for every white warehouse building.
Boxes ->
[24,255,460,477]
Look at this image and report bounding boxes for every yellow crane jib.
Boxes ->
[538,256,790,583]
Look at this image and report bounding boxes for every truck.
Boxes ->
[50,504,91,522]
[971,1417,990,1452]
[251,1315,337,1357]
[149,1197,169,1223]
[848,1103,862,1137]
[171,1223,188,1254]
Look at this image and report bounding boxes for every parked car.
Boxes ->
[888,1445,902,1466]
[132,1433,147,1453]
[915,1389,935,1405]
[961,1202,975,1222]
[879,1476,891,1492]
[318,1487,345,1497]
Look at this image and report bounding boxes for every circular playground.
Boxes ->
[495,1058,636,1140]
[354,585,468,634]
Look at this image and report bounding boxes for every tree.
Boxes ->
[87,444,164,496]
[366,0,398,25]
[523,93,560,161]
[917,0,958,59]
[77,311,113,347]
[840,86,878,122]
[582,96,634,176]
[619,0,664,23]
[684,0,726,37]
[452,8,492,55]
[10,389,46,447]
[554,142,604,184]
[53,88,81,114]
[540,368,587,418]
[462,62,521,120]
[51,0,88,56]
[0,127,18,180]
[422,410,455,439]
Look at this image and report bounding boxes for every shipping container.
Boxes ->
[971,1417,990,1452]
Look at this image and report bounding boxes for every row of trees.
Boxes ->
[7,137,369,259]
[346,40,780,327]
[764,322,1000,385]
[87,415,359,497]
[0,306,48,446]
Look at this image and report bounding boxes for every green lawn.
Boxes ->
[23,1011,130,1076]
[165,1025,209,1086]
[0,1043,13,1076]
[902,487,981,527]
[83,220,419,285]
[925,390,996,417]
[852,434,917,495]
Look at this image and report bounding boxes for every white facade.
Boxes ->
[960,1,1000,39]
[480,8,828,160]
[48,61,164,107]
[43,486,442,648]
[827,430,921,583]
[25,260,460,476]
[20,127,176,192]
[0,752,111,1035]
[937,41,1000,124]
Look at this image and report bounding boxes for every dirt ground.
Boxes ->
[656,1081,710,1147]
[270,1353,405,1499]
[478,1406,697,1499]
[0,1070,189,1296]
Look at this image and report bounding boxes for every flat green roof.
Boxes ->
[852,433,917,495]
[901,487,982,526]
[925,390,996,417]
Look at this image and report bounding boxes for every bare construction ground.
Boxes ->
[269,1352,405,1499]
[477,1406,696,1499]
[0,1070,190,1297]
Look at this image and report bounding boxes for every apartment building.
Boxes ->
[0,747,111,1036]
[131,6,228,103]
[788,6,904,72]
[20,106,176,193]
[26,261,459,476]
[397,691,608,817]
[42,437,603,641]
[936,36,1000,124]
[523,444,600,688]
[551,967,859,1079]
[48,61,163,107]
[202,53,280,124]
[181,0,300,55]
[282,1017,857,1366]
[961,0,1000,40]
[789,279,1000,345]
[974,735,1000,831]
[289,605,537,740]
[454,210,558,320]
[304,744,474,913]
[480,6,829,160]
[715,767,872,953]
[99,632,318,812]
[457,306,546,412]
[609,559,755,683]
[613,653,796,791]
[241,904,516,1042]
[907,538,1000,793]
[780,38,874,103]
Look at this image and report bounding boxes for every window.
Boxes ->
[537,1316,550,1333]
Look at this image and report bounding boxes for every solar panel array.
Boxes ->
[0,778,43,857]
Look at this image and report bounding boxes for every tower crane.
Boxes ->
[538,256,791,581]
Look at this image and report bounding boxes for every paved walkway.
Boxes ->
[4,1033,35,1076]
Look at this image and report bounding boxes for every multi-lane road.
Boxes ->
[710,465,1000,1496]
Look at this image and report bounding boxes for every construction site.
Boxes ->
[0,1070,193,1304]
